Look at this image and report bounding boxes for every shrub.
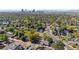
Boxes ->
[0,34,8,42]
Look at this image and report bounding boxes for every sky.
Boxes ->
[0,0,79,10]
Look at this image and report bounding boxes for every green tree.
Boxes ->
[52,41,65,50]
[0,34,8,42]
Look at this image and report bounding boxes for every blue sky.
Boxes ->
[0,0,79,10]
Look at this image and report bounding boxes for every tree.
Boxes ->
[0,34,8,42]
[52,41,65,50]
[47,37,54,46]
[7,27,15,33]
[21,36,29,42]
